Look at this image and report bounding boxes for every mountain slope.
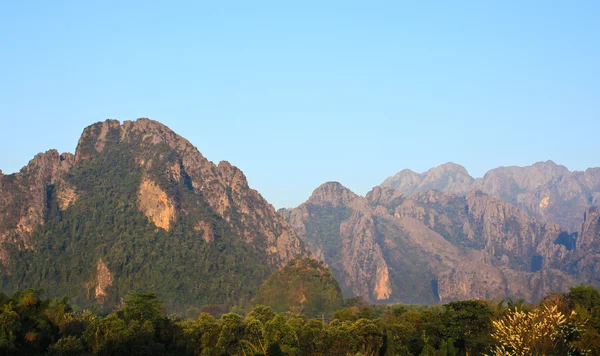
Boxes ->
[0,118,307,312]
[253,257,343,316]
[282,183,581,304]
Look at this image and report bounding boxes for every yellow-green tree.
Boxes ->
[489,304,577,355]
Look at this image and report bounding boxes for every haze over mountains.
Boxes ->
[1,119,599,311]
[381,161,600,232]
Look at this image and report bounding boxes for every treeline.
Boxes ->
[1,287,600,355]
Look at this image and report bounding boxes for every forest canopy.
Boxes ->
[1,286,599,355]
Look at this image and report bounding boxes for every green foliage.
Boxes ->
[0,287,599,355]
[568,285,600,355]
[253,257,343,317]
[176,312,219,355]
[216,313,244,355]
[349,318,384,355]
[47,335,86,356]
[442,300,493,355]
[0,304,20,353]
[569,285,600,314]
[118,292,164,325]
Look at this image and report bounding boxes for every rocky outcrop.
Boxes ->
[138,177,176,230]
[307,181,359,207]
[0,150,74,254]
[95,259,113,303]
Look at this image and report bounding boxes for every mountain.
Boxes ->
[380,163,474,197]
[381,161,600,232]
[252,257,343,316]
[0,118,307,312]
[2,119,599,309]
[281,182,585,304]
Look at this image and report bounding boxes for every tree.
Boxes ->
[297,319,327,355]
[325,320,355,356]
[83,314,131,355]
[264,314,298,354]
[243,317,267,355]
[489,304,579,355]
[350,318,384,356]
[0,304,20,353]
[216,313,244,355]
[46,335,86,356]
[442,300,493,355]
[245,305,276,325]
[567,286,600,355]
[568,285,600,316]
[119,292,164,325]
[178,312,220,355]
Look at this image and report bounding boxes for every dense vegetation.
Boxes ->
[253,258,343,317]
[0,129,274,313]
[1,286,599,355]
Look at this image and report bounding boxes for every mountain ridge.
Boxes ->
[281,180,595,304]
[381,161,600,232]
[2,118,599,309]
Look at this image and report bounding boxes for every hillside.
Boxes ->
[253,257,343,316]
[281,182,593,304]
[0,119,307,312]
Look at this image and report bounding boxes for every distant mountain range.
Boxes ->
[1,118,599,310]
[380,161,600,232]
[280,183,599,304]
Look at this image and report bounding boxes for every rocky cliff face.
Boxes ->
[0,150,74,253]
[569,207,600,286]
[381,161,600,232]
[0,118,307,311]
[283,183,584,304]
[280,182,392,302]
[394,190,571,272]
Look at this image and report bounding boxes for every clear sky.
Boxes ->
[1,1,599,208]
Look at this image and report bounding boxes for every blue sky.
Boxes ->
[1,1,599,208]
